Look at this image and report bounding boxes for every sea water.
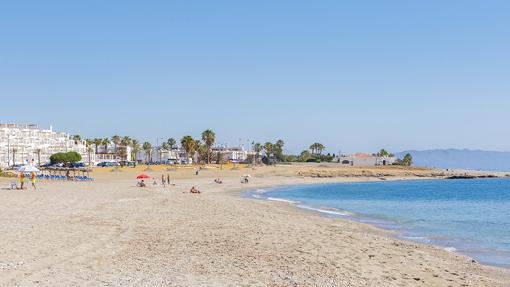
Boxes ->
[246,179,510,267]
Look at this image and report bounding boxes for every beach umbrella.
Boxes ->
[17,165,40,173]
[136,174,150,179]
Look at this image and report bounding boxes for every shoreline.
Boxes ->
[1,164,509,286]
[239,178,510,269]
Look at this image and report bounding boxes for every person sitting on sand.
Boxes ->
[190,186,201,194]
[214,178,222,184]
[137,180,146,187]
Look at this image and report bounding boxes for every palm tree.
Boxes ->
[119,136,132,161]
[142,142,153,163]
[85,139,94,166]
[402,153,413,166]
[309,143,325,155]
[317,143,325,155]
[83,143,93,166]
[130,139,141,166]
[34,148,42,165]
[253,143,262,163]
[201,129,216,164]
[102,138,110,151]
[196,142,208,164]
[263,142,273,164]
[11,148,17,165]
[159,142,170,162]
[274,139,284,162]
[93,138,102,154]
[101,138,110,160]
[121,136,131,146]
[180,136,196,164]
[72,135,81,145]
[167,138,176,149]
[194,140,202,163]
[216,151,223,164]
[378,149,390,157]
[111,135,121,161]
[309,143,317,155]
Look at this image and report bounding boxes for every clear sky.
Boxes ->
[1,1,509,154]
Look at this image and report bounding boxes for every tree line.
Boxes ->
[71,134,413,167]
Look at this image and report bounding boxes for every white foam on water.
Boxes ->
[296,204,353,216]
[266,197,298,204]
[444,247,457,252]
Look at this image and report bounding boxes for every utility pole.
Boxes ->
[156,137,163,161]
[7,136,10,167]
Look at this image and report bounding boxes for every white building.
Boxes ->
[147,147,182,164]
[0,124,89,168]
[211,146,248,163]
[95,144,132,163]
[135,145,249,164]
[335,153,396,166]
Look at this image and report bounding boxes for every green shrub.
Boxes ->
[50,151,82,164]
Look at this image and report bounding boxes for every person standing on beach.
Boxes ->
[19,172,25,190]
[30,172,37,190]
[167,174,170,185]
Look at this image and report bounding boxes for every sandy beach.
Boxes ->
[1,164,509,286]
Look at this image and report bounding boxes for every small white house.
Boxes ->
[211,146,248,163]
[335,153,396,166]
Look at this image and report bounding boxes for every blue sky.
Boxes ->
[1,1,509,154]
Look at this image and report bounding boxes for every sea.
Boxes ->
[245,178,510,268]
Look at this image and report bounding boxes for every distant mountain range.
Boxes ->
[395,149,510,172]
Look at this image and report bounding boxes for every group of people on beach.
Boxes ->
[159,174,173,187]
[17,172,37,190]
[137,174,174,188]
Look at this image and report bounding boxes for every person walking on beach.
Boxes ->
[161,174,166,187]
[167,174,170,185]
[19,172,25,190]
[30,172,37,190]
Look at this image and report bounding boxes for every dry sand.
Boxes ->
[0,164,509,286]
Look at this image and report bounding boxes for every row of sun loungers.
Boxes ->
[36,174,95,181]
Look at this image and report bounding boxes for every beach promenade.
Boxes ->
[0,164,508,286]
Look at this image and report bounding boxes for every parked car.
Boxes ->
[71,162,86,168]
[97,161,119,167]
[119,160,135,167]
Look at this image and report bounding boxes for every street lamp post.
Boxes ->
[7,136,10,167]
[156,137,163,162]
